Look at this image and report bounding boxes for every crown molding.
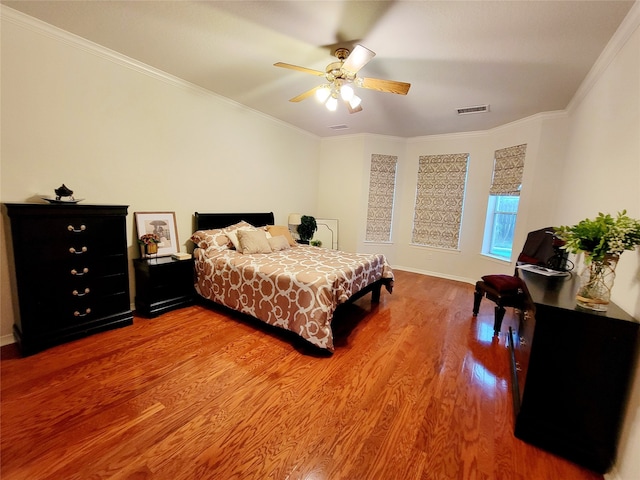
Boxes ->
[567,0,640,113]
[0,5,319,140]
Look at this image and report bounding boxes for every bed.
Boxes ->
[190,212,394,352]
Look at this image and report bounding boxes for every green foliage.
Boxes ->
[554,210,640,262]
[297,215,317,242]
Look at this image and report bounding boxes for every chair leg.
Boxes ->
[493,305,506,335]
[473,289,482,316]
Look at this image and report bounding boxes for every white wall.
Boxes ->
[317,5,639,479]
[558,19,640,480]
[0,8,320,344]
[320,112,568,283]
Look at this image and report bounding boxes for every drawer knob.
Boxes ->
[69,246,88,254]
[72,288,90,297]
[71,267,89,276]
[73,308,92,317]
[67,224,87,233]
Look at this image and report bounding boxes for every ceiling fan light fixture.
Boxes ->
[275,44,410,114]
[340,84,354,102]
[326,95,338,111]
[315,85,331,103]
[349,95,362,109]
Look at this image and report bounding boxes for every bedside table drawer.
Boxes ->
[134,257,195,317]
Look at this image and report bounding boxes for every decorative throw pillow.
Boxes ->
[224,221,257,250]
[481,274,523,293]
[266,225,297,246]
[190,228,231,252]
[268,235,290,252]
[237,229,273,254]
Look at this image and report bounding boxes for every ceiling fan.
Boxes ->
[274,45,411,114]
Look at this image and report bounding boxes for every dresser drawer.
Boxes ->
[19,216,126,257]
[24,253,127,284]
[23,290,131,335]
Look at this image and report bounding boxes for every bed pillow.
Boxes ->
[266,225,297,246]
[224,221,257,250]
[268,235,290,252]
[190,228,231,252]
[237,229,272,254]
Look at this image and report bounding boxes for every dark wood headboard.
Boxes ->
[194,212,275,231]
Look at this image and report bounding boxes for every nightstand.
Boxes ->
[134,256,195,317]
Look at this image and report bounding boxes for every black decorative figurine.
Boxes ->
[54,184,74,201]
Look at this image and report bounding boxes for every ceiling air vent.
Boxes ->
[328,124,350,130]
[457,104,490,115]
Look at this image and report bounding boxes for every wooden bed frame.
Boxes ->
[192,211,392,303]
[194,211,275,231]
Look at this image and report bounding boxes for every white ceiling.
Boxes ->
[2,0,635,138]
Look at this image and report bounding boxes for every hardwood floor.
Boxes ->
[1,270,603,480]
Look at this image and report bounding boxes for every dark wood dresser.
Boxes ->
[4,203,133,355]
[509,269,639,473]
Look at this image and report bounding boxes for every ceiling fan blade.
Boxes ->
[360,77,411,95]
[274,62,325,76]
[289,85,322,103]
[342,44,375,75]
[344,99,363,114]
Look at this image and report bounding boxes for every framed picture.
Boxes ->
[134,211,179,257]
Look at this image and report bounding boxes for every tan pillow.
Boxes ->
[268,235,290,252]
[224,221,257,250]
[266,225,296,246]
[237,229,272,254]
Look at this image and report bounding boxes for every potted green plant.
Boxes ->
[554,210,640,311]
[297,215,317,244]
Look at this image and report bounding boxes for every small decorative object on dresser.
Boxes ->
[554,210,640,311]
[3,203,134,355]
[41,184,84,204]
[54,183,74,201]
[134,211,179,257]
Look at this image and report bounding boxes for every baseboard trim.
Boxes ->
[392,265,476,286]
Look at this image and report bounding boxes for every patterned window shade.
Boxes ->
[412,153,469,249]
[365,154,398,242]
[490,144,527,196]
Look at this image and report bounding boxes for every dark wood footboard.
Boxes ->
[347,277,393,304]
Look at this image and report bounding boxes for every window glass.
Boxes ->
[488,195,519,258]
[482,144,526,260]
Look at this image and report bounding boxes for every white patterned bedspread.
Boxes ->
[193,245,393,351]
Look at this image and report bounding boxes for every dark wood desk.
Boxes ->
[509,270,639,474]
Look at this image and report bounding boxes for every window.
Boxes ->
[483,144,527,260]
[365,154,398,242]
[412,153,469,249]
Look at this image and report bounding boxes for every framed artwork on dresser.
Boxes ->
[135,211,179,257]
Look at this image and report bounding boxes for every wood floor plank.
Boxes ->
[1,270,605,480]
